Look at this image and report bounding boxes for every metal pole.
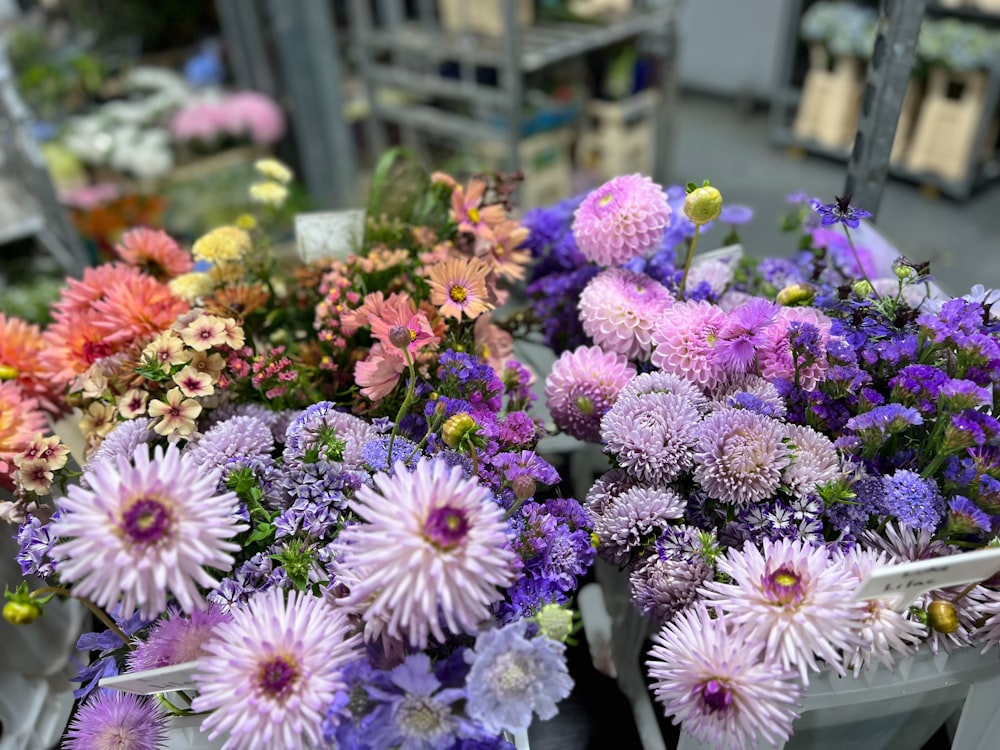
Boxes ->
[502,0,523,181]
[843,0,927,220]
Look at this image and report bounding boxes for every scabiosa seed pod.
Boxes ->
[927,600,960,634]
[534,602,575,642]
[442,413,477,449]
[683,184,723,225]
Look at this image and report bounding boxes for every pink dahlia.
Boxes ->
[839,547,927,675]
[115,228,193,280]
[756,306,834,391]
[782,424,842,500]
[579,267,674,360]
[572,174,671,266]
[650,300,729,389]
[333,458,519,648]
[192,588,360,750]
[692,407,790,505]
[702,538,864,683]
[51,444,246,618]
[545,345,635,443]
[647,605,802,750]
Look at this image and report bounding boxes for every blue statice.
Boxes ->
[72,609,152,698]
[526,265,599,353]
[522,196,586,280]
[945,410,1000,452]
[436,350,505,413]
[464,619,573,735]
[947,495,992,534]
[16,510,60,578]
[361,434,421,474]
[889,365,949,412]
[846,404,923,436]
[880,470,945,532]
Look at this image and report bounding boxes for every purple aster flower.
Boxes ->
[192,588,362,750]
[185,415,274,471]
[202,402,293,443]
[544,345,635,443]
[572,174,672,266]
[713,298,778,372]
[946,495,992,535]
[693,408,791,505]
[63,691,167,750]
[333,459,519,648]
[127,605,232,672]
[366,652,468,749]
[583,468,634,518]
[702,538,864,683]
[709,373,786,419]
[85,417,154,469]
[719,204,754,226]
[601,390,701,485]
[52,444,246,618]
[880,469,945,532]
[592,485,686,566]
[782,424,842,500]
[16,510,60,578]
[464,619,573,734]
[629,549,711,625]
[646,605,802,749]
[489,450,559,486]
[578,267,674,359]
[814,195,872,228]
[620,370,709,413]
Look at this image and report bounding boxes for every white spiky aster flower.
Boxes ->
[701,538,864,683]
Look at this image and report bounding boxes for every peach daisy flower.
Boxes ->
[477,220,531,282]
[181,315,228,352]
[355,344,406,402]
[427,257,493,321]
[115,228,194,280]
[474,314,515,374]
[451,178,506,234]
[148,388,202,438]
[79,402,117,443]
[0,382,46,490]
[173,366,215,398]
[118,389,150,419]
[0,313,58,413]
[142,332,188,369]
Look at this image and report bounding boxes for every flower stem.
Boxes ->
[950,580,981,604]
[677,225,701,302]
[407,411,445,463]
[388,349,418,465]
[841,225,882,301]
[32,586,132,647]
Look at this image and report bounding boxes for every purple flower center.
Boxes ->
[424,506,470,550]
[121,497,173,546]
[257,654,299,697]
[699,679,732,713]
[763,565,805,606]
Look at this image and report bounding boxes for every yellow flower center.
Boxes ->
[0,364,18,380]
[774,572,797,588]
[467,207,480,224]
[599,193,614,206]
[449,285,468,303]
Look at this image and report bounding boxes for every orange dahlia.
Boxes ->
[0,381,47,491]
[0,313,61,414]
[115,228,194,280]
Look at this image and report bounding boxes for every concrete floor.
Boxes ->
[666,94,1000,297]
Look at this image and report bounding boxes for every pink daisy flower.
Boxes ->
[650,300,729,389]
[756,306,834,391]
[701,538,864,683]
[572,174,672,266]
[355,343,406,402]
[450,177,506,233]
[647,605,802,750]
[115,227,194,280]
[51,443,246,618]
[192,588,360,750]
[545,345,636,443]
[427,257,494,321]
[333,458,519,648]
[579,267,674,360]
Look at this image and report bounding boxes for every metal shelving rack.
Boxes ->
[347,0,679,187]
[770,0,1000,201]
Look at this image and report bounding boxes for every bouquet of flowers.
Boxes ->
[530,174,1000,749]
[1,154,593,749]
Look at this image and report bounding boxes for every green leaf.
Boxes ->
[246,523,275,545]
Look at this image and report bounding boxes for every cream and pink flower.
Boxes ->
[181,315,229,351]
[579,268,674,360]
[118,389,150,419]
[427,257,493,321]
[148,387,203,438]
[476,220,531,281]
[173,366,216,398]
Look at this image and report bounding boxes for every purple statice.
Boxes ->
[845,403,923,437]
[73,609,152,698]
[489,450,560,487]
[814,195,872,228]
[944,410,1000,452]
[436,350,505,414]
[756,257,806,290]
[526,265,600,353]
[591,486,686,566]
[522,195,586,280]
[890,365,949,412]
[939,379,992,412]
[364,653,468,749]
[16,510,60,578]
[880,470,945,532]
[283,401,374,468]
[63,691,167,750]
[919,298,987,345]
[361,435,421,474]
[946,495,992,535]
[464,620,573,734]
[502,360,536,407]
[185,415,274,471]
[495,411,541,448]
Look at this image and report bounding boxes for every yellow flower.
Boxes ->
[209,262,244,285]
[169,272,215,301]
[254,158,293,184]
[148,387,202,438]
[235,213,258,231]
[192,226,252,264]
[249,181,289,207]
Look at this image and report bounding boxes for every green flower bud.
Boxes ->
[683,185,723,225]
[442,413,477,449]
[927,600,959,634]
[3,600,42,625]
[775,283,816,307]
[852,280,874,299]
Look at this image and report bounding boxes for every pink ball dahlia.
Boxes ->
[701,538,865,683]
[572,174,671,266]
[545,345,636,443]
[650,300,729,389]
[579,267,674,360]
[51,443,246,618]
[756,306,834,391]
[333,458,519,648]
[647,605,802,750]
[192,588,360,750]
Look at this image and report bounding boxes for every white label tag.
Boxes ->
[853,547,1000,610]
[295,210,366,263]
[98,661,199,695]
[693,243,743,266]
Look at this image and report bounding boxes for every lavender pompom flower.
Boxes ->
[544,345,635,443]
[629,547,711,625]
[620,369,709,413]
[592,485,686,566]
[879,470,945,532]
[693,408,791,505]
[572,174,672,266]
[283,401,374,468]
[464,619,573,734]
[186,415,274,471]
[782,424,842,500]
[650,300,729,389]
[63,691,167,750]
[85,417,155,469]
[578,267,674,359]
[601,390,701,485]
[647,605,802,750]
